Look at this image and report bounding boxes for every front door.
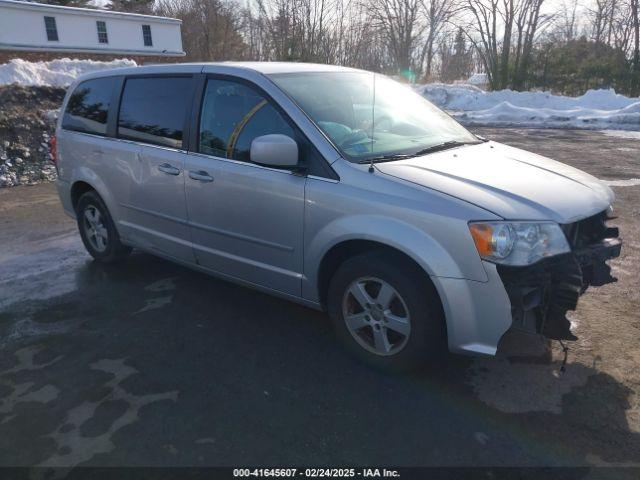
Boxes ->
[184,77,306,296]
[116,75,195,262]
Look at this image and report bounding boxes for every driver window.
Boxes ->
[199,79,295,163]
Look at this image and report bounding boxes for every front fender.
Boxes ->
[303,214,488,303]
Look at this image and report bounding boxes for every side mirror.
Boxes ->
[250,134,299,168]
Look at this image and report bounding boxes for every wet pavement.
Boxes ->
[0,128,639,469]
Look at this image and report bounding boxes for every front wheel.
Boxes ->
[327,251,446,371]
[76,190,131,263]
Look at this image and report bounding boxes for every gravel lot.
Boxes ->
[0,128,638,471]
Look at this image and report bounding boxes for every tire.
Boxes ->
[327,250,446,371]
[76,190,131,263]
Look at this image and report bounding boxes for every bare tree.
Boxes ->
[335,1,389,69]
[463,0,504,88]
[555,0,579,42]
[367,0,426,76]
[155,0,247,61]
[153,0,639,94]
[632,0,640,70]
[588,0,619,44]
[513,0,549,89]
[464,0,552,89]
[420,0,462,79]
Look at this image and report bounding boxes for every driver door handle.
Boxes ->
[189,170,214,182]
[157,163,181,176]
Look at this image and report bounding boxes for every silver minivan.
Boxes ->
[54,62,621,370]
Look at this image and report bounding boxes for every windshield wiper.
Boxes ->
[358,153,414,164]
[412,140,478,156]
[359,140,479,165]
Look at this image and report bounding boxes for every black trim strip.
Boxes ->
[188,221,295,252]
[106,76,124,138]
[120,203,188,225]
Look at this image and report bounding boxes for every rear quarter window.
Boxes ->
[62,77,117,136]
[117,76,192,149]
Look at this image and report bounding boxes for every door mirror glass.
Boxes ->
[250,134,298,167]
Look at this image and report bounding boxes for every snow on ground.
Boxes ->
[417,83,640,130]
[600,130,640,139]
[602,178,640,186]
[466,73,488,86]
[0,58,136,87]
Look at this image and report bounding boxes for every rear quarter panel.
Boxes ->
[55,76,136,230]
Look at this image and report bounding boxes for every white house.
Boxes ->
[0,0,185,58]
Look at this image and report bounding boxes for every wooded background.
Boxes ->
[47,0,640,95]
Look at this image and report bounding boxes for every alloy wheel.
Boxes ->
[342,276,411,356]
[83,205,109,253]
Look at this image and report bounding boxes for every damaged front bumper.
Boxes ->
[497,210,622,340]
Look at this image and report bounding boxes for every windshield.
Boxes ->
[269,71,479,162]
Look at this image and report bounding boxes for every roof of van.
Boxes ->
[79,61,364,80]
[210,62,363,74]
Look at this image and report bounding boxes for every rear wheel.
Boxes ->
[76,190,131,263]
[327,251,446,371]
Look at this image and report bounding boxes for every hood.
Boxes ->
[375,141,614,224]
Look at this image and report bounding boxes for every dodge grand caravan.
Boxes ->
[55,62,622,370]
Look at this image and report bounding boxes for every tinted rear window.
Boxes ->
[62,77,117,136]
[117,76,192,149]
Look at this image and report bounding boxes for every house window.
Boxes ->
[96,21,108,44]
[142,25,153,46]
[44,16,58,42]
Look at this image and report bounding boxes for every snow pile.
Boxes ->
[417,83,640,130]
[466,73,488,86]
[0,58,136,87]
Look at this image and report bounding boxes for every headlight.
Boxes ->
[468,221,570,266]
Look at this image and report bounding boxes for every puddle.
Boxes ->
[0,346,62,420]
[134,277,178,314]
[39,358,178,468]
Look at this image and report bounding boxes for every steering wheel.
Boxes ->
[338,116,393,147]
[339,129,369,148]
[373,115,392,130]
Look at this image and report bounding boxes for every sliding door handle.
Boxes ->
[157,163,181,176]
[189,170,214,182]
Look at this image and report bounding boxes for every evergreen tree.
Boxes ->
[39,0,93,7]
[109,0,155,14]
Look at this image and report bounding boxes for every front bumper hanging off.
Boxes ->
[497,210,622,340]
